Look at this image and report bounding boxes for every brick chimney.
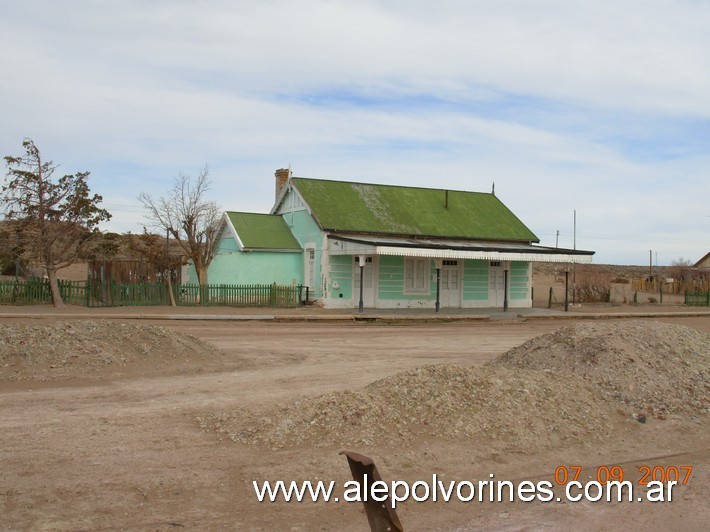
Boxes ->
[274,168,291,200]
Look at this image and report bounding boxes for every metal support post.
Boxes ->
[435,267,441,312]
[358,256,365,313]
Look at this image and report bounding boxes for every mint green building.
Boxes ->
[206,170,594,309]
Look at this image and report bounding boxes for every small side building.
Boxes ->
[694,252,710,281]
[695,252,710,271]
[208,211,302,286]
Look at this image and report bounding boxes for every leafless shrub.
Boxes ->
[573,283,611,303]
[610,276,630,284]
[572,271,611,303]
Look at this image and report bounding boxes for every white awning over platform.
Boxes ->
[328,234,594,264]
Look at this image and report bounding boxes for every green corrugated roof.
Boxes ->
[290,178,539,243]
[226,212,301,250]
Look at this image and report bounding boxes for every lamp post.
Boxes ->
[166,227,170,278]
[434,258,442,312]
[572,209,577,305]
[358,255,365,313]
[503,262,509,312]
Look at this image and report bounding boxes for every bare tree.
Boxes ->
[668,257,694,282]
[138,168,220,289]
[2,139,111,307]
[127,229,187,306]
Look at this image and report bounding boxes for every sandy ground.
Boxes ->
[1,313,708,531]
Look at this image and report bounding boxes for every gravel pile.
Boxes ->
[488,320,709,416]
[201,365,617,451]
[0,320,220,381]
[203,320,708,451]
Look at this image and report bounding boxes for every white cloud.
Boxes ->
[1,0,708,265]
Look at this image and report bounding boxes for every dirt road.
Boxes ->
[1,317,708,530]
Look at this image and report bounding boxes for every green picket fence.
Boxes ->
[0,278,304,308]
[0,278,87,305]
[685,290,710,307]
[176,283,303,307]
[86,280,173,307]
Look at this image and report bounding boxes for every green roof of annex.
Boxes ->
[225,211,302,250]
[289,177,540,243]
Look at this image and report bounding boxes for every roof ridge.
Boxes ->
[225,210,281,217]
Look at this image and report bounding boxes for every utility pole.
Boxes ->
[573,210,576,251]
[555,230,559,248]
[166,228,176,307]
[564,265,569,312]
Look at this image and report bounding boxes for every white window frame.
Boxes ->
[404,258,430,294]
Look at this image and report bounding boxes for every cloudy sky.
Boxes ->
[1,0,708,265]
